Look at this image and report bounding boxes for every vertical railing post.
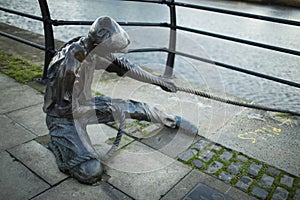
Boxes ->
[38,0,55,83]
[163,0,177,77]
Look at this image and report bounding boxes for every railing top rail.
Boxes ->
[0,7,43,21]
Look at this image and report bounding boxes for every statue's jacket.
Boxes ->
[43,39,95,119]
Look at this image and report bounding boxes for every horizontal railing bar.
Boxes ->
[128,47,168,53]
[0,31,45,51]
[176,25,300,57]
[0,7,43,21]
[121,0,167,4]
[52,20,169,27]
[127,47,300,88]
[174,2,300,27]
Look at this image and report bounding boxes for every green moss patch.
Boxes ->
[0,50,43,83]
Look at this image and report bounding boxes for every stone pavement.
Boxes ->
[1,72,300,200]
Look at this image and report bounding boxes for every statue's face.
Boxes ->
[88,16,130,52]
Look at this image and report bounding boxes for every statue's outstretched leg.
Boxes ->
[46,115,103,184]
[46,96,198,185]
[93,96,198,135]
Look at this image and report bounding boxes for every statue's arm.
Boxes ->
[97,55,177,92]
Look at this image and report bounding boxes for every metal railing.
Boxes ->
[0,0,300,89]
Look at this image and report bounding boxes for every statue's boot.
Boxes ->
[143,106,199,135]
[175,116,198,135]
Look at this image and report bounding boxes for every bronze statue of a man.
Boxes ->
[43,16,198,184]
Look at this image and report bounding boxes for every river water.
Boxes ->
[1,0,300,112]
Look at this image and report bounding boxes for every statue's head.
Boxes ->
[88,16,130,52]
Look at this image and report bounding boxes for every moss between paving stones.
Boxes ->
[0,50,43,84]
[177,136,300,199]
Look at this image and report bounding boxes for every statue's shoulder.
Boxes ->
[47,37,85,79]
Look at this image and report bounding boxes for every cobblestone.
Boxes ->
[227,162,243,175]
[271,187,289,200]
[191,159,203,169]
[294,189,300,200]
[237,155,248,163]
[247,162,262,177]
[220,151,233,161]
[198,150,215,162]
[259,174,275,189]
[192,139,210,151]
[251,187,268,200]
[205,161,224,174]
[267,167,281,176]
[210,144,222,151]
[218,171,234,184]
[178,149,198,162]
[280,175,294,188]
[235,176,253,191]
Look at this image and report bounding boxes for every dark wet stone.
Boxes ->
[218,171,234,184]
[251,187,268,200]
[247,162,262,177]
[178,149,197,162]
[280,175,294,188]
[271,187,289,200]
[205,161,224,174]
[236,155,248,163]
[235,176,253,191]
[210,144,222,152]
[198,150,215,162]
[227,162,243,175]
[267,167,280,176]
[219,151,233,162]
[192,139,210,151]
[294,189,300,200]
[191,159,203,169]
[259,174,275,189]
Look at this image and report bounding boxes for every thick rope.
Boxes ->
[103,105,126,160]
[110,54,300,117]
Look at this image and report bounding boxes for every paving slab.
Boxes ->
[87,124,134,159]
[162,169,256,200]
[105,141,191,200]
[0,73,22,90]
[0,114,36,150]
[141,127,199,158]
[7,103,48,136]
[184,182,233,200]
[32,178,132,200]
[0,151,49,199]
[213,110,300,177]
[0,84,43,114]
[8,140,68,186]
[162,169,255,200]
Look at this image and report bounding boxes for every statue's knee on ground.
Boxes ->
[71,159,103,184]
